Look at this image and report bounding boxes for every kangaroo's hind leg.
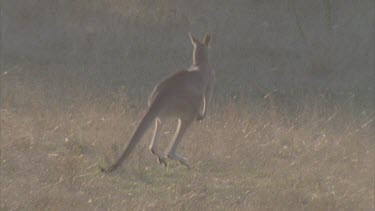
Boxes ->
[196,95,206,121]
[149,118,167,166]
[163,118,192,169]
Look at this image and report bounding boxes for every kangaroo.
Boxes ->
[101,32,215,173]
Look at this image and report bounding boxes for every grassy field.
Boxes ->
[1,0,374,210]
[1,65,373,210]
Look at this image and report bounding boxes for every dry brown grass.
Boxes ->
[1,1,374,209]
[1,69,373,210]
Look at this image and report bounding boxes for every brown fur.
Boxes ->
[101,33,215,172]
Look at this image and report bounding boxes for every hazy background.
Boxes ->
[3,0,373,100]
[1,0,374,210]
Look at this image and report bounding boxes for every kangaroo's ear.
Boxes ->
[188,32,198,45]
[203,33,212,46]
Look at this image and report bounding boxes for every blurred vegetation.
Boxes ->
[3,0,374,103]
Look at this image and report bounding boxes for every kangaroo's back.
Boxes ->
[148,69,205,108]
[148,32,214,114]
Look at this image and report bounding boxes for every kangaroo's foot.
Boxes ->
[157,156,167,167]
[149,147,167,167]
[196,114,205,121]
[100,164,115,173]
[167,153,191,169]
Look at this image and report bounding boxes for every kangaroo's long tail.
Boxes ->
[101,100,160,173]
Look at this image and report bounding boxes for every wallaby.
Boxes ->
[101,32,215,173]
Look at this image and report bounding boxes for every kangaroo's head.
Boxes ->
[189,32,212,65]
